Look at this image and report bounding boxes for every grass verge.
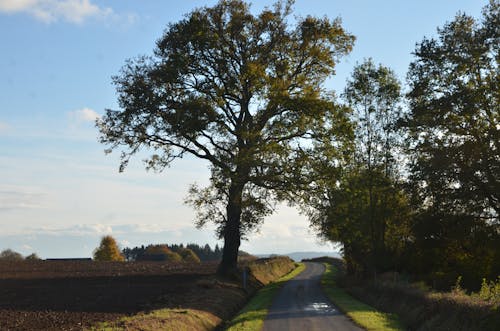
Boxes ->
[88,308,220,331]
[224,262,306,331]
[321,263,404,331]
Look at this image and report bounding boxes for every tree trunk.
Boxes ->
[217,181,244,276]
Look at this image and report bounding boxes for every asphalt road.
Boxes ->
[262,262,363,331]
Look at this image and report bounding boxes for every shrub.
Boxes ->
[0,249,24,261]
[25,253,41,260]
[177,248,201,263]
[142,244,182,262]
[476,277,500,307]
[93,236,125,261]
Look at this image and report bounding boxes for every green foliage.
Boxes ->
[476,277,500,306]
[321,263,404,330]
[306,60,409,275]
[344,274,500,331]
[402,0,499,288]
[97,0,355,272]
[0,249,24,261]
[343,58,403,177]
[93,236,125,262]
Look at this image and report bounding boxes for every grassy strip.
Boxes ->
[88,308,220,331]
[321,263,404,331]
[225,263,306,331]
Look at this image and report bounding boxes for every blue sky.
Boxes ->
[0,0,489,258]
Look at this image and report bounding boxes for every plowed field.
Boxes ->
[0,260,219,330]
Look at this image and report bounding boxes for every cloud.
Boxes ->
[69,107,101,122]
[0,186,46,212]
[16,223,190,237]
[21,244,33,252]
[0,0,113,24]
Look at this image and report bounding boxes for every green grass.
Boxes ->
[321,263,404,331]
[225,263,306,331]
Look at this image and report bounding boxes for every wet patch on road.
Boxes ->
[304,301,338,315]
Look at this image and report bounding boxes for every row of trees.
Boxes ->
[97,0,499,283]
[93,236,211,262]
[308,1,499,289]
[121,243,208,262]
[0,249,40,261]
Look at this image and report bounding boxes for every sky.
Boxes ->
[0,0,489,258]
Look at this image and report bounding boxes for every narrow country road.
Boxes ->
[262,262,363,331]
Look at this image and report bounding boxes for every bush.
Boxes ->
[177,248,201,263]
[0,249,24,261]
[142,244,182,262]
[93,236,125,261]
[476,277,500,307]
[25,253,41,260]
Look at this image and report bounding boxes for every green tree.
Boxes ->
[98,0,354,274]
[343,59,402,177]
[344,59,405,273]
[306,60,409,275]
[93,236,125,262]
[404,0,499,286]
[308,168,411,276]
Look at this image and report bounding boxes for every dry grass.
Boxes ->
[246,256,297,285]
[321,263,404,331]
[346,278,500,331]
[90,309,220,331]
[309,257,500,330]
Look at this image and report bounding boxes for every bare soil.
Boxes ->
[0,260,224,330]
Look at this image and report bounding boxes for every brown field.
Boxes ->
[0,260,223,330]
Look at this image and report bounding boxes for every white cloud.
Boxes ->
[21,244,33,252]
[0,185,46,212]
[70,107,101,122]
[15,223,190,237]
[0,0,113,24]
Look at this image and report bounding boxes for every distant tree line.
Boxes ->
[0,249,40,261]
[122,243,223,262]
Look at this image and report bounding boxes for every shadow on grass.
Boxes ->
[322,264,405,331]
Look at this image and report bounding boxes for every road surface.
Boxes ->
[262,262,363,331]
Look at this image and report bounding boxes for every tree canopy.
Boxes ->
[98,0,354,274]
[306,59,410,275]
[93,236,125,262]
[405,0,499,219]
[403,0,499,286]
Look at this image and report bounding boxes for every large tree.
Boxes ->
[404,0,499,285]
[307,60,409,275]
[98,0,354,274]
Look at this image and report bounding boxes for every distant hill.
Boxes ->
[256,251,342,262]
